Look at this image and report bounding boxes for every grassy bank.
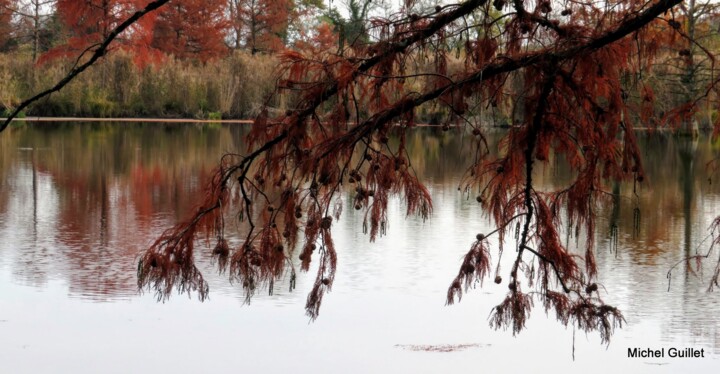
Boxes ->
[0,51,280,119]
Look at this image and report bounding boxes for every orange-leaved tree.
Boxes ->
[3,0,720,345]
[35,0,166,66]
[229,0,294,54]
[0,0,11,51]
[150,0,229,61]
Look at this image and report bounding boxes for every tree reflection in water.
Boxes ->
[0,122,719,350]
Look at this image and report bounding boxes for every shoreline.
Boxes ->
[2,116,255,124]
[3,116,442,127]
[0,117,707,133]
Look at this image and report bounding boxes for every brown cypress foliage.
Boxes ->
[133,0,696,337]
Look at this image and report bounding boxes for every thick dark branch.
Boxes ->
[510,67,556,285]
[582,0,683,53]
[0,0,173,133]
[521,245,571,293]
[512,0,566,36]
[320,0,683,153]
[293,0,489,121]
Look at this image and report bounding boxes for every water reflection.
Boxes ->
[1,123,720,371]
[0,122,244,300]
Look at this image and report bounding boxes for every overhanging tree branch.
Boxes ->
[315,0,682,155]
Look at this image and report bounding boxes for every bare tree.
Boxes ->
[3,0,57,61]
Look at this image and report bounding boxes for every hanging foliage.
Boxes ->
[4,0,720,345]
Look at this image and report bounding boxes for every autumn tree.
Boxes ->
[53,0,124,55]
[230,0,295,54]
[4,0,720,345]
[150,0,229,61]
[0,0,14,51]
[292,20,337,53]
[41,0,162,65]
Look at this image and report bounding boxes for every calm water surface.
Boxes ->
[1,122,720,373]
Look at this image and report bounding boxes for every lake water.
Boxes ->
[1,122,720,373]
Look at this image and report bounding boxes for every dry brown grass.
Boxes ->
[0,50,280,119]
